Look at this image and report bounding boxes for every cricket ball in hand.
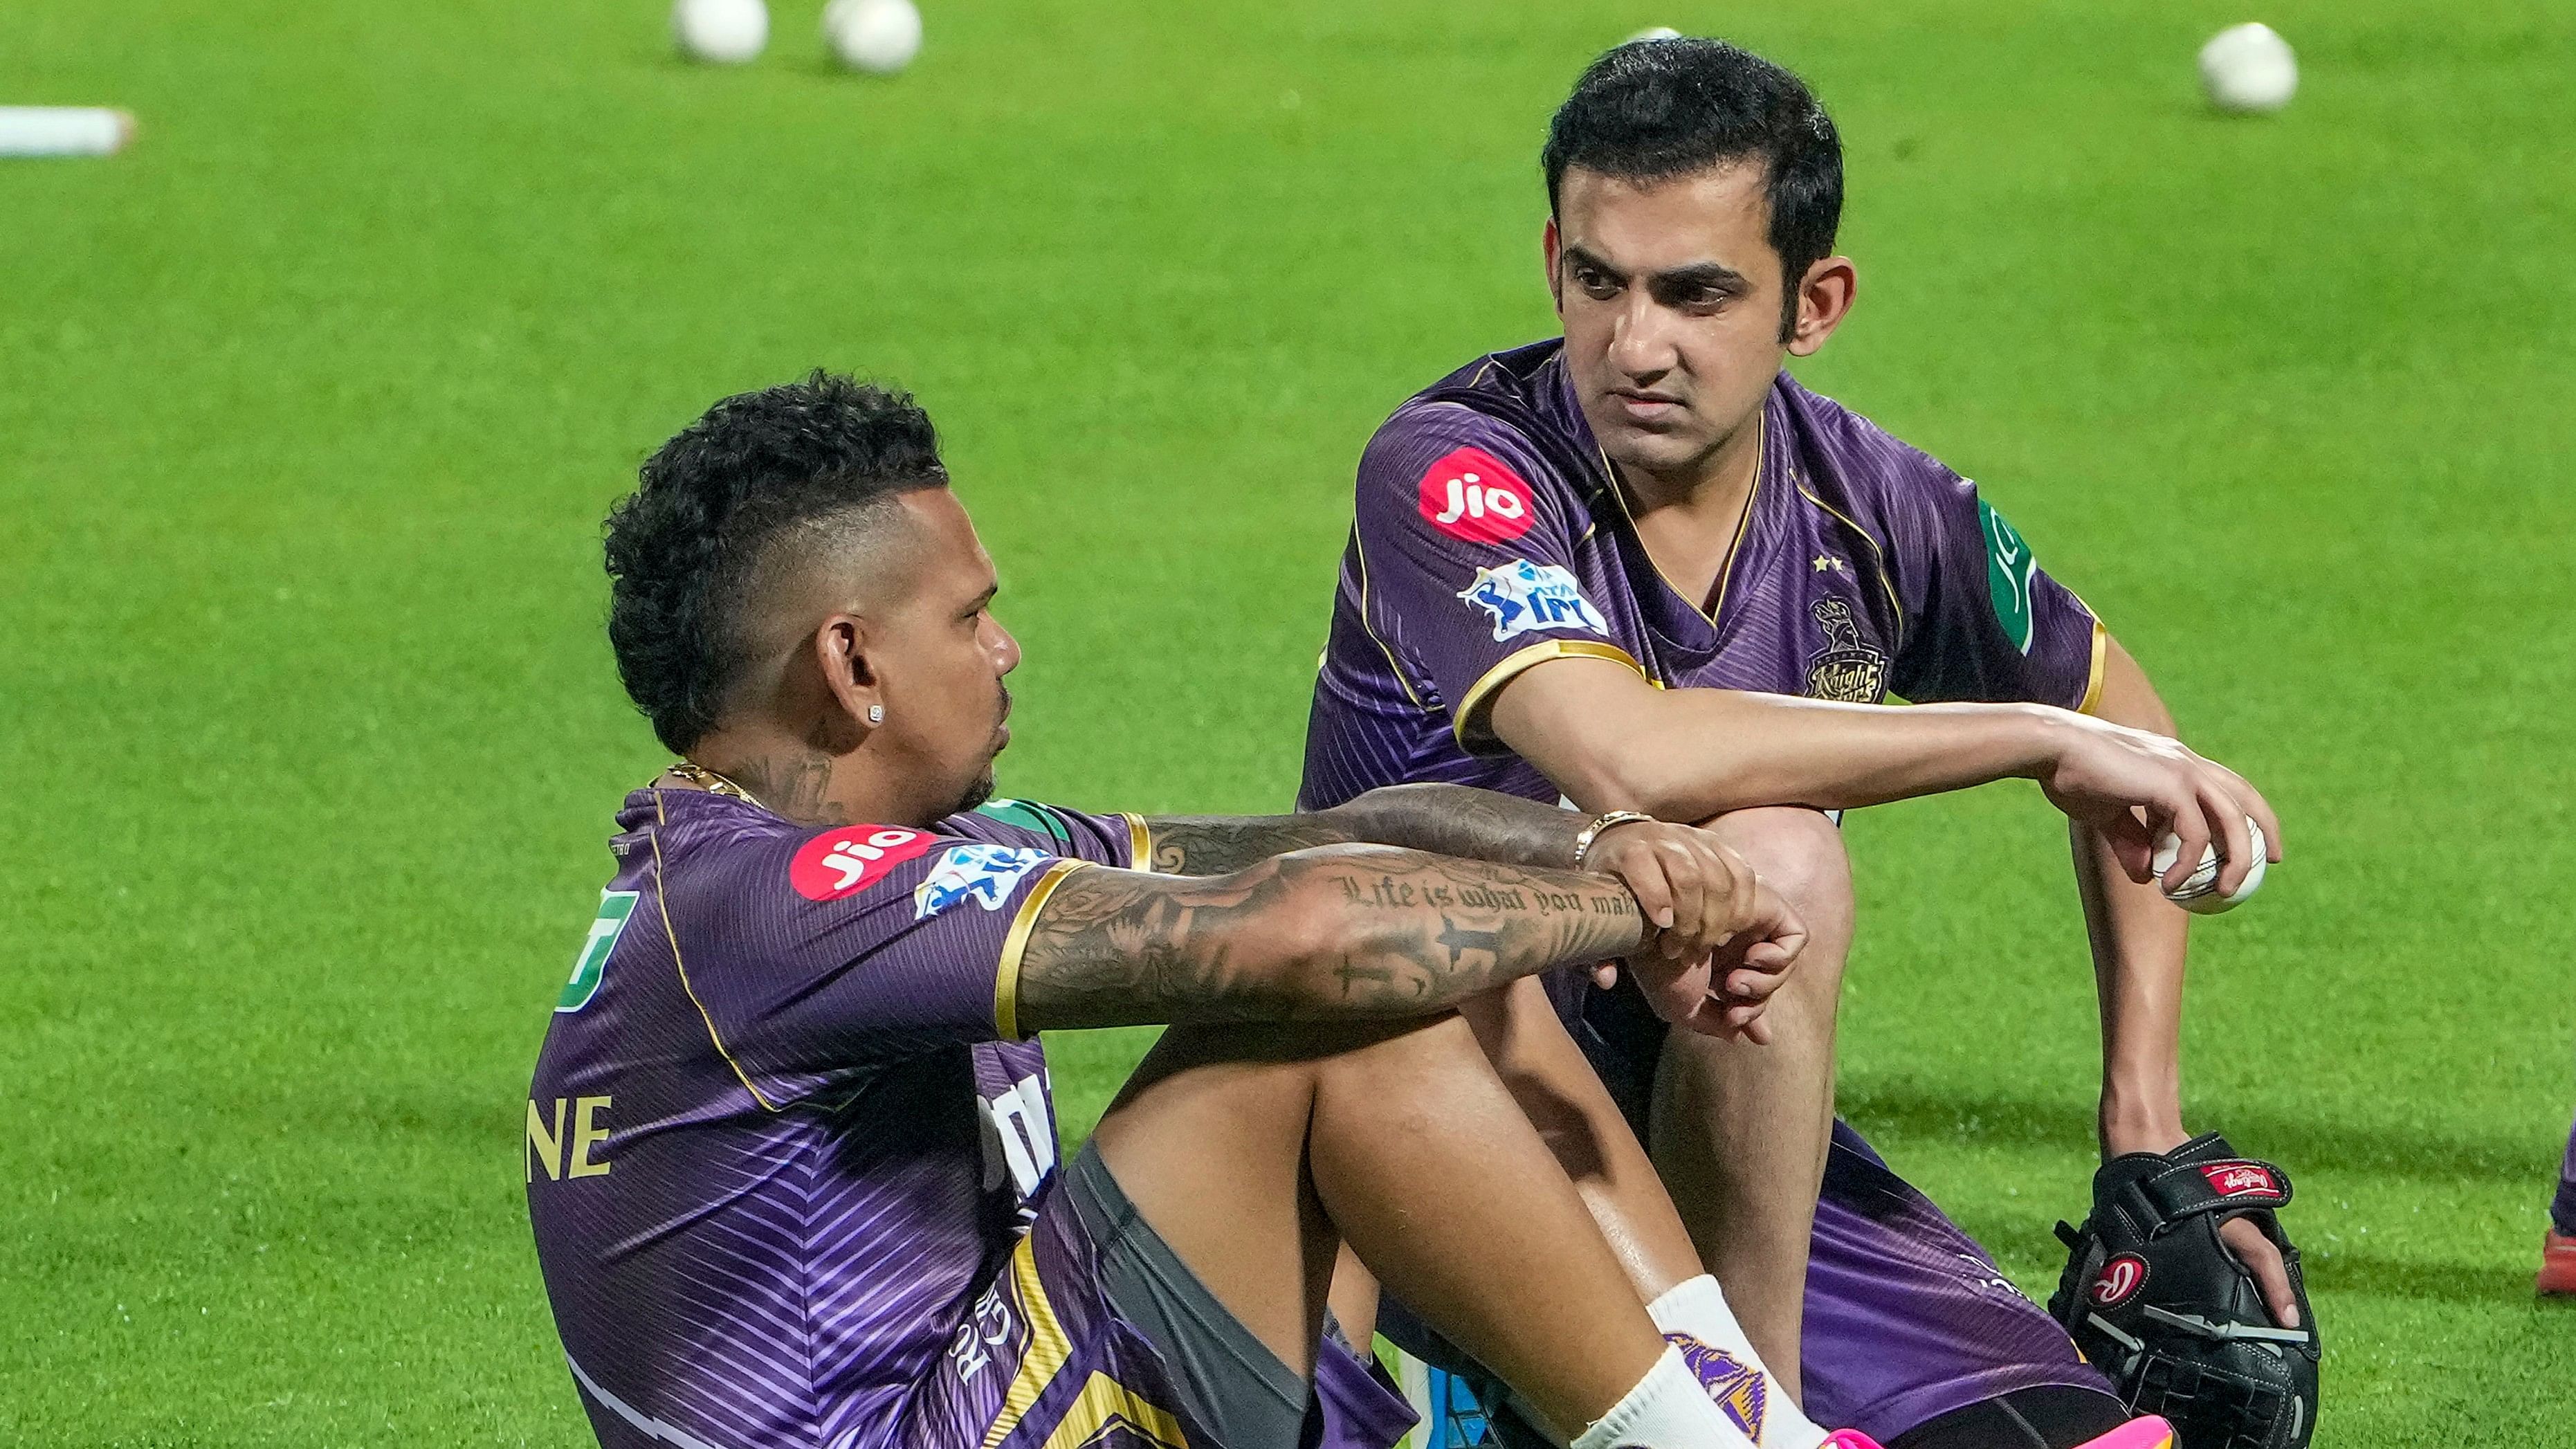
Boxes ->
[2153,819,2267,915]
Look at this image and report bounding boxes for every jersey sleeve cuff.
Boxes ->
[1121,813,1153,871]
[2077,619,2109,715]
[1450,639,1647,751]
[994,859,1093,1041]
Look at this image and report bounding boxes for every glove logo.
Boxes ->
[2088,1253,2148,1308]
[790,826,936,901]
[2202,1162,2280,1198]
[1419,446,1535,544]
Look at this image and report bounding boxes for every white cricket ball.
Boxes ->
[1627,26,1683,44]
[2198,23,2297,115]
[824,0,923,74]
[673,0,768,63]
[2152,819,2268,915]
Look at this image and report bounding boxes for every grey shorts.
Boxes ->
[1063,1142,1414,1449]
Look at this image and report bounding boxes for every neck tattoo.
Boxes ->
[664,759,765,808]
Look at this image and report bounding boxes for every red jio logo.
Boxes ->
[1418,446,1535,544]
[790,826,935,901]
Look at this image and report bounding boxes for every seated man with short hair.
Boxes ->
[524,373,1883,1449]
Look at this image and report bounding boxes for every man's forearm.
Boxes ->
[1490,663,2069,821]
[1144,784,1590,877]
[1016,844,1645,1032]
[2074,637,2191,1156]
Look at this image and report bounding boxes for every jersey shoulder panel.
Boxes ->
[1776,374,1966,530]
[956,799,1142,868]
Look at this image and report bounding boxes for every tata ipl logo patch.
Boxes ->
[1665,1333,1766,1442]
[1418,446,1536,545]
[914,844,1051,920]
[1456,558,1608,643]
[1977,495,2038,655]
[1802,596,1887,703]
[557,891,639,1012]
[789,825,936,901]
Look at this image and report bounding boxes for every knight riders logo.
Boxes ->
[1804,597,1888,703]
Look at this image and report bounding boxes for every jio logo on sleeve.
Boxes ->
[1418,446,1535,544]
[790,825,937,901]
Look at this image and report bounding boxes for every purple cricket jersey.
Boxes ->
[1299,338,2116,1441]
[1301,338,2102,811]
[525,788,1203,1449]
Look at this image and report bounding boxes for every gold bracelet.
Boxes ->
[1570,810,1657,868]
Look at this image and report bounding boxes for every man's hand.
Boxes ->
[1581,821,1807,1042]
[2036,713,2284,897]
[2104,1123,2302,1329]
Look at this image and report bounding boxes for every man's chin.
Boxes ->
[1600,427,1719,481]
[944,771,996,819]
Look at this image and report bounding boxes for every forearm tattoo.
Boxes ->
[1144,784,1587,877]
[1016,846,1643,1032]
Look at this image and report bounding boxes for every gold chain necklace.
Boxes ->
[664,759,765,808]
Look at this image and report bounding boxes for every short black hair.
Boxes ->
[604,372,948,754]
[1542,37,1843,340]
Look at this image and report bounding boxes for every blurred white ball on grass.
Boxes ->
[825,0,922,74]
[2200,22,2297,114]
[673,0,769,64]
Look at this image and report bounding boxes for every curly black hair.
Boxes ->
[604,372,949,753]
[1542,37,1843,342]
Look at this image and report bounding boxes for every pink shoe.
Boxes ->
[2541,1229,2576,1296]
[2073,1416,2176,1449]
[1821,1434,1883,1449]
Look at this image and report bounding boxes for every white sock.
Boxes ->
[1570,1345,1759,1449]
[1646,1275,1827,1449]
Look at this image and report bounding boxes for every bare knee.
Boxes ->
[1699,805,1853,946]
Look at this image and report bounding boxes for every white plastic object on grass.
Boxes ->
[0,107,136,157]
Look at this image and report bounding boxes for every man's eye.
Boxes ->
[1576,271,1618,297]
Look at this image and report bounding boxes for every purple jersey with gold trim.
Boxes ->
[1299,340,2121,1439]
[526,789,1176,1449]
[1299,338,2105,810]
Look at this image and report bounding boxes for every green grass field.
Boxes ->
[6,0,2573,1442]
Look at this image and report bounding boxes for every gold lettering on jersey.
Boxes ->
[527,1096,614,1181]
[570,1096,614,1178]
[527,1098,567,1183]
[1804,597,1888,704]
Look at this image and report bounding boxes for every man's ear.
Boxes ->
[811,614,883,754]
[1787,255,1858,356]
[1542,217,1566,316]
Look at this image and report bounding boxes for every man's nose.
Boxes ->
[1608,295,1680,380]
[990,619,1022,674]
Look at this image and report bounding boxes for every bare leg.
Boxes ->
[1091,1012,1672,1436]
[1325,1242,1380,1345]
[1648,808,1854,1402]
[1459,978,1703,1300]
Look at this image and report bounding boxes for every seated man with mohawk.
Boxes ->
[524,372,1882,1449]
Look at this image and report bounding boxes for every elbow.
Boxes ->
[1559,749,1701,822]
